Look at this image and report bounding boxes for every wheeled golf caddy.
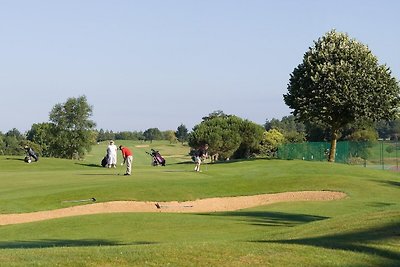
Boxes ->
[24,146,39,163]
[146,149,166,166]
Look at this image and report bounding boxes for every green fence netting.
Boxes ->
[277,141,400,170]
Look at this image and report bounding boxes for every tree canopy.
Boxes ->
[143,128,162,143]
[48,96,97,159]
[284,30,400,162]
[175,124,189,144]
[189,112,264,160]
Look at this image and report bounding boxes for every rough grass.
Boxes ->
[0,141,399,266]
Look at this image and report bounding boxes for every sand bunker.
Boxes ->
[0,191,346,226]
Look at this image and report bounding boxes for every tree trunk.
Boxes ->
[328,130,338,162]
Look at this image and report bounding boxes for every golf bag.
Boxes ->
[101,155,109,167]
[24,147,38,163]
[146,149,166,166]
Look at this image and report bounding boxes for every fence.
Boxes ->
[277,141,400,171]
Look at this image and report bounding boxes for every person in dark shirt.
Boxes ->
[194,144,208,172]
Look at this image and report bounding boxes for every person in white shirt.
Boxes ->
[106,140,118,168]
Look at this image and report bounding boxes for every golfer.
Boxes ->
[194,144,208,172]
[106,140,118,168]
[119,145,133,175]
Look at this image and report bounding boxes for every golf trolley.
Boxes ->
[146,149,166,166]
[24,146,38,163]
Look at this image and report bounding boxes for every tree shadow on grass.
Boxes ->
[366,202,396,208]
[162,170,194,173]
[75,163,103,168]
[0,239,158,249]
[79,173,120,176]
[370,179,400,188]
[200,211,329,227]
[176,161,195,165]
[256,221,400,264]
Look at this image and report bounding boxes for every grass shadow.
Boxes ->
[6,157,25,162]
[176,161,196,165]
[210,157,263,165]
[0,239,158,249]
[79,173,120,176]
[75,163,103,168]
[200,211,329,227]
[162,170,193,173]
[257,221,400,263]
[366,202,396,208]
[371,179,400,188]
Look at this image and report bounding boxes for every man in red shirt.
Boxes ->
[119,145,133,175]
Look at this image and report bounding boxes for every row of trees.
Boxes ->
[187,112,400,161]
[96,124,189,144]
[2,109,400,162]
[265,115,400,143]
[2,30,399,162]
[0,96,191,158]
[0,95,97,158]
[3,109,399,160]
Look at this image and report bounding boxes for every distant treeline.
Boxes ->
[96,126,188,144]
[2,115,400,158]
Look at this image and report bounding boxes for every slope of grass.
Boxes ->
[0,141,399,266]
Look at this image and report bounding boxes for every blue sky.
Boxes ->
[1,0,399,133]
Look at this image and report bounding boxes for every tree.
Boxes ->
[347,128,378,142]
[1,128,26,155]
[143,128,162,143]
[26,122,54,157]
[234,119,264,158]
[265,115,306,143]
[175,124,189,144]
[49,96,96,159]
[387,119,400,140]
[164,130,177,144]
[284,30,400,162]
[260,129,285,158]
[0,132,4,155]
[189,115,241,159]
[202,110,227,121]
[189,112,263,160]
[97,129,107,142]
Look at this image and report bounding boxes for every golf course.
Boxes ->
[0,140,399,266]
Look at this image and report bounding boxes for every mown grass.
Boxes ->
[0,141,399,266]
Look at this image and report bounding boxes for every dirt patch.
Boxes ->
[0,191,346,226]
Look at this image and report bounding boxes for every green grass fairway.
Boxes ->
[0,141,399,266]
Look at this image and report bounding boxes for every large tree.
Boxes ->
[49,96,96,159]
[284,30,400,162]
[189,113,264,160]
